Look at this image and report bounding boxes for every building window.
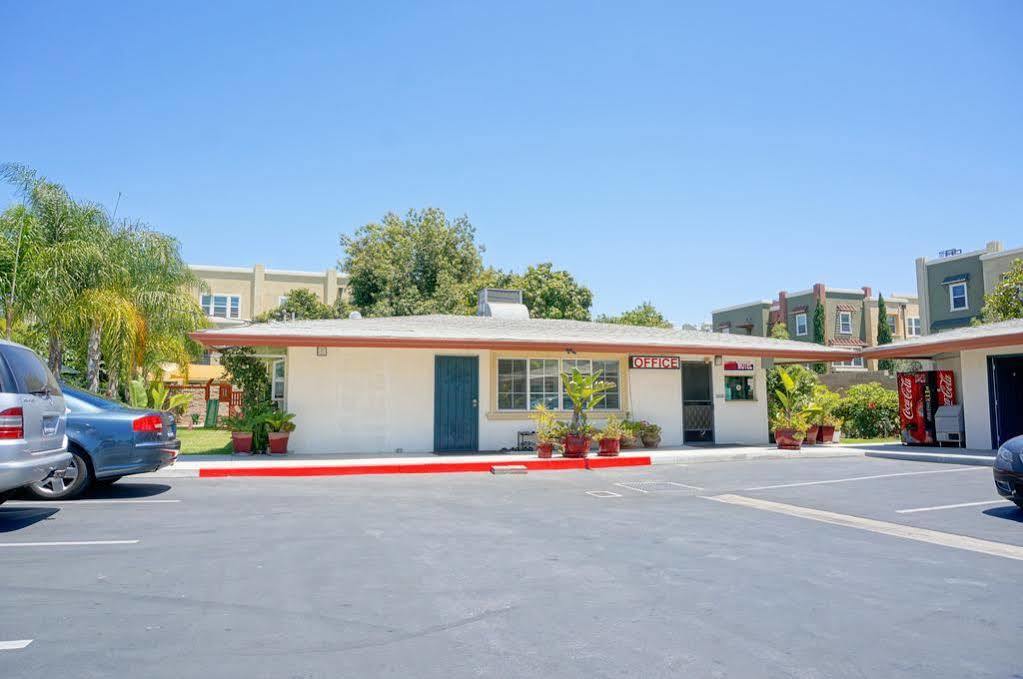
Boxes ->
[838,311,852,335]
[724,376,755,401]
[200,294,241,319]
[271,359,285,402]
[794,313,808,336]
[832,356,865,370]
[949,282,968,311]
[907,317,921,336]
[498,358,621,412]
[717,325,731,334]
[886,314,898,335]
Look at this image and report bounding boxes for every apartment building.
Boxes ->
[711,284,919,371]
[915,240,1023,334]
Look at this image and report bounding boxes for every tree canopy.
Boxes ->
[596,302,671,328]
[769,321,790,340]
[254,288,342,322]
[979,258,1023,323]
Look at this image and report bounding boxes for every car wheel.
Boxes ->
[1015,501,1023,511]
[25,451,92,500]
[94,476,122,487]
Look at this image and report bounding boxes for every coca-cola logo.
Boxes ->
[899,376,914,420]
[937,372,954,405]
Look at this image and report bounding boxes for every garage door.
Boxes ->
[989,355,1023,448]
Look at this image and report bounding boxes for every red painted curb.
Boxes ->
[585,456,652,469]
[198,457,589,478]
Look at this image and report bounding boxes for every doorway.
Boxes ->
[682,362,714,443]
[989,354,1023,448]
[434,356,479,452]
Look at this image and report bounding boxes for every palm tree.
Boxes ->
[0,204,38,340]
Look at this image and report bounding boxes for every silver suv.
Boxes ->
[0,339,70,503]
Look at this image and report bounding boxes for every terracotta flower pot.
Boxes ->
[598,438,621,457]
[819,425,836,443]
[620,433,638,449]
[268,431,290,455]
[640,433,661,448]
[804,425,819,445]
[231,432,253,454]
[536,441,554,459]
[563,435,591,458]
[775,429,803,450]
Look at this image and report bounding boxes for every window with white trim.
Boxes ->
[794,313,808,336]
[838,311,852,335]
[271,359,285,402]
[949,282,968,311]
[907,317,921,336]
[200,294,241,319]
[831,356,865,370]
[497,358,621,411]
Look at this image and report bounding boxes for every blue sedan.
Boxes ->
[25,385,180,500]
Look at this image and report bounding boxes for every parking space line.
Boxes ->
[586,490,622,498]
[0,540,139,548]
[896,499,1011,514]
[743,467,984,491]
[7,499,179,505]
[705,494,1023,562]
[615,481,705,493]
[0,640,33,651]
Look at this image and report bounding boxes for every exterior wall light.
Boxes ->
[316,347,327,357]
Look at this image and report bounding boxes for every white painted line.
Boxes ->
[615,480,705,493]
[705,494,1023,562]
[0,540,139,548]
[586,490,622,498]
[896,499,1011,514]
[0,640,33,651]
[743,466,984,491]
[8,499,179,505]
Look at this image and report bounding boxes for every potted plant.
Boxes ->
[639,421,662,448]
[819,415,841,443]
[598,415,624,456]
[810,385,842,444]
[530,404,559,459]
[772,367,818,450]
[223,414,253,455]
[619,419,640,449]
[804,421,820,446]
[560,368,615,458]
[260,410,296,454]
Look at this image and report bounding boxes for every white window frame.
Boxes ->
[794,313,808,336]
[200,293,241,319]
[907,317,921,336]
[496,358,621,412]
[948,282,968,311]
[831,356,865,370]
[271,359,285,402]
[838,311,852,335]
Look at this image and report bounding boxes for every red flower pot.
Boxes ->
[818,425,836,443]
[804,425,819,445]
[231,432,253,454]
[268,432,290,455]
[536,442,554,459]
[563,435,591,458]
[598,438,621,457]
[774,429,803,450]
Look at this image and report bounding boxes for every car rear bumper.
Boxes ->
[94,439,179,480]
[0,448,72,494]
[993,468,1023,500]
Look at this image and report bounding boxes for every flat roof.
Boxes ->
[861,318,1023,359]
[191,315,859,360]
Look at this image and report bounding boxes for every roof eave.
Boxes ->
[861,331,1023,359]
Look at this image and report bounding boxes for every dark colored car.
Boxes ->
[993,434,1023,510]
[25,385,179,500]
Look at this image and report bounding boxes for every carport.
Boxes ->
[862,318,1023,450]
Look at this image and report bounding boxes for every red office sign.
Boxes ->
[723,361,755,371]
[630,355,680,370]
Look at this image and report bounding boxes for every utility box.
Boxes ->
[934,405,965,447]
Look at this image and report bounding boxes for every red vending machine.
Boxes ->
[897,370,956,445]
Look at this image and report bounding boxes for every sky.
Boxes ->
[2,1,1021,324]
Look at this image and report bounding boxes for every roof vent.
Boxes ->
[348,311,362,319]
[477,288,529,319]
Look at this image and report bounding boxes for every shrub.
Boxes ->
[767,365,818,422]
[835,382,899,438]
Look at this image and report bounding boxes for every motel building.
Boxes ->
[862,318,1023,450]
[191,290,856,455]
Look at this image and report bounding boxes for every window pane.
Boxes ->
[497,359,527,410]
[230,297,240,318]
[528,359,559,410]
[592,360,620,410]
[561,359,591,411]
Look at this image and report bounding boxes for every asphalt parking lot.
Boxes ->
[1,455,1020,679]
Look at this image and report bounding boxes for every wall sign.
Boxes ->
[723,361,754,372]
[630,355,680,370]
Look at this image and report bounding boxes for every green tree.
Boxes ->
[0,204,38,340]
[979,258,1023,323]
[340,208,485,317]
[596,302,671,328]
[254,288,339,322]
[769,321,790,340]
[876,294,893,371]
[811,302,827,374]
[513,263,592,320]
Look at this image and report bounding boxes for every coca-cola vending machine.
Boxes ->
[897,370,956,445]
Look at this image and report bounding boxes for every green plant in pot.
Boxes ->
[598,415,625,456]
[530,404,559,459]
[811,384,841,443]
[560,368,615,458]
[260,410,296,454]
[222,412,254,455]
[639,421,662,448]
[771,368,817,450]
[224,401,274,455]
[619,418,641,449]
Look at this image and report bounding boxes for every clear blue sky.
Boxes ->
[3,1,1021,323]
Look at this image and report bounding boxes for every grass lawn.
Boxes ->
[840,437,900,445]
[177,428,232,455]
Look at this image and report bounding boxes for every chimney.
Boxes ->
[812,283,826,303]
[477,288,530,319]
[862,286,872,299]
[776,291,788,325]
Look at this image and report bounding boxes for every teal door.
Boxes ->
[434,356,479,452]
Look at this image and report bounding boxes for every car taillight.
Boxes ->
[133,414,163,433]
[0,407,24,439]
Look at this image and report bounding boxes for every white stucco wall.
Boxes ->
[713,358,770,445]
[628,365,684,446]
[956,345,1023,450]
